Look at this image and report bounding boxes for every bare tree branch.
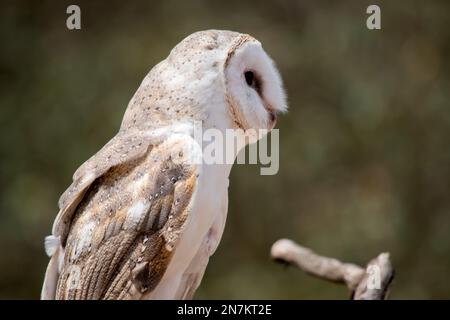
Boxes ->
[270,239,394,300]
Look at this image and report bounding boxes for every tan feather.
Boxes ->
[51,135,198,299]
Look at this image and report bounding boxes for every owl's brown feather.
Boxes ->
[53,130,156,242]
[52,137,197,300]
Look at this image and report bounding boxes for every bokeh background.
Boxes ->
[1,0,449,299]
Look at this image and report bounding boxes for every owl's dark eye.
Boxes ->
[244,71,255,86]
[244,70,263,95]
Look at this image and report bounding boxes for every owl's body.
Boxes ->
[42,30,286,299]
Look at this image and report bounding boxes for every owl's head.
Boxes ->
[121,30,287,138]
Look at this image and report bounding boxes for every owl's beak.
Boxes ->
[264,102,277,129]
[268,111,277,129]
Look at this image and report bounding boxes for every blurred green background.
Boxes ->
[1,0,449,299]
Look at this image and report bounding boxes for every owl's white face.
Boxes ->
[224,38,287,132]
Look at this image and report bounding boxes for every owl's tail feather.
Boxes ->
[41,236,64,300]
[44,235,60,257]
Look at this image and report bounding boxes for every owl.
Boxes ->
[41,30,287,300]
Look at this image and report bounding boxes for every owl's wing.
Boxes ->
[42,129,202,299]
[52,129,158,241]
[42,129,156,299]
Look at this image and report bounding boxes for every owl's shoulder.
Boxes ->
[52,126,200,244]
[50,131,202,299]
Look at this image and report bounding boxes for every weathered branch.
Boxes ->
[270,239,394,300]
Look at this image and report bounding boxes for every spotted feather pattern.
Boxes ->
[54,138,197,300]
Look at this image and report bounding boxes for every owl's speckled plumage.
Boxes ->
[121,30,241,131]
[57,140,196,299]
[42,30,287,300]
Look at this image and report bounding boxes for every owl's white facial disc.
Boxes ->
[224,38,287,132]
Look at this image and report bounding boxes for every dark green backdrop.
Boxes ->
[1,0,449,299]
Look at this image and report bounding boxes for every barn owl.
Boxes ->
[41,30,287,300]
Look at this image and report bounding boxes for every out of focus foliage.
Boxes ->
[1,0,449,299]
